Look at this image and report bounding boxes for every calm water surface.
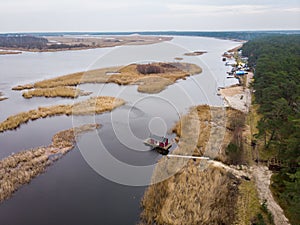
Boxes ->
[0,36,240,225]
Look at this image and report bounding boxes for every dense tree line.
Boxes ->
[242,35,300,224]
[0,35,88,50]
[2,31,298,41]
[0,35,48,49]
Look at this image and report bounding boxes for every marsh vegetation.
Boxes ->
[22,87,91,99]
[13,62,202,94]
[0,96,124,132]
[0,124,99,203]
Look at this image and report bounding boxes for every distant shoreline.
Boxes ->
[0,35,173,53]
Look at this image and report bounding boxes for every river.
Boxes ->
[0,36,240,225]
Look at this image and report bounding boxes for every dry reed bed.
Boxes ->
[139,105,246,224]
[22,87,91,99]
[0,51,22,55]
[0,96,125,132]
[0,124,99,203]
[0,92,8,101]
[140,160,240,225]
[12,62,202,94]
[184,51,207,56]
[172,105,244,159]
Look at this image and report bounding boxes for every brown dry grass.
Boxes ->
[184,51,207,56]
[140,160,240,225]
[22,87,91,99]
[139,105,247,224]
[4,36,172,53]
[46,36,173,50]
[0,92,8,101]
[0,124,99,203]
[0,96,124,132]
[12,62,202,94]
[172,105,244,159]
[234,180,262,225]
[0,51,21,55]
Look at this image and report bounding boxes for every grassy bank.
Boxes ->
[22,87,91,99]
[12,62,202,94]
[140,159,240,225]
[0,124,99,203]
[172,105,245,162]
[139,105,251,224]
[0,96,124,132]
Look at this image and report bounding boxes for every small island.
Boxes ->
[22,87,91,99]
[0,92,8,101]
[184,51,207,56]
[0,124,100,203]
[0,96,125,132]
[13,62,202,95]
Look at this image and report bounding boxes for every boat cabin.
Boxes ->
[144,134,171,150]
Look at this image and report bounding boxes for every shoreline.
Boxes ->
[0,35,173,53]
[0,96,125,132]
[220,72,253,113]
[12,62,202,95]
[0,92,8,101]
[0,124,100,203]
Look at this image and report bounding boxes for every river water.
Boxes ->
[0,36,239,225]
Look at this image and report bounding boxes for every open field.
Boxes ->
[0,124,99,203]
[13,62,202,94]
[0,96,124,132]
[22,87,91,99]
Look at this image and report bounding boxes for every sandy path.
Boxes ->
[251,166,290,225]
[220,73,253,113]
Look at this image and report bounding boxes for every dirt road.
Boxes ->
[251,166,290,225]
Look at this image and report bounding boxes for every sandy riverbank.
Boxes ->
[0,124,99,203]
[220,73,253,113]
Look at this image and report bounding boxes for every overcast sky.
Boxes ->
[1,0,299,32]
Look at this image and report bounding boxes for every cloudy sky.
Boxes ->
[1,0,299,32]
